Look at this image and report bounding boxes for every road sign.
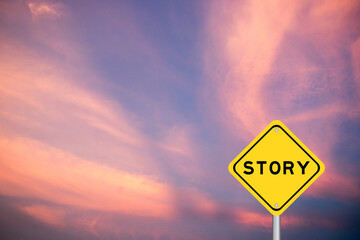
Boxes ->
[228,120,325,216]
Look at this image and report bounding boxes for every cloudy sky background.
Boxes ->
[0,0,359,239]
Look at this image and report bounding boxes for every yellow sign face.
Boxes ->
[229,120,325,215]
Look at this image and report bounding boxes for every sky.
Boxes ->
[0,0,360,239]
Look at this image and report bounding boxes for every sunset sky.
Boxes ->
[0,0,360,239]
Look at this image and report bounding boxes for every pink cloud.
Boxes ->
[173,187,218,220]
[205,0,302,138]
[0,1,358,238]
[233,208,339,230]
[0,136,174,219]
[0,52,154,173]
[27,1,62,19]
[352,37,360,102]
[21,205,66,227]
[0,7,201,176]
[204,0,360,133]
[0,10,211,233]
[0,12,203,230]
[307,170,360,201]
[157,125,194,156]
[204,0,360,204]
[234,210,271,228]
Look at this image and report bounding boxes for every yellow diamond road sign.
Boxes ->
[229,120,325,215]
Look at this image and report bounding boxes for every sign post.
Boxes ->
[273,215,280,240]
[228,120,324,238]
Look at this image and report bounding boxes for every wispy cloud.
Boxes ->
[204,0,360,205]
[205,0,301,137]
[0,0,194,229]
[0,136,173,219]
[21,205,66,227]
[352,37,360,101]
[27,1,62,19]
[1,0,360,239]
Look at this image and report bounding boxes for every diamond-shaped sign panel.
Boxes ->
[228,120,325,215]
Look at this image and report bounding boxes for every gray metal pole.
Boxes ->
[273,215,280,240]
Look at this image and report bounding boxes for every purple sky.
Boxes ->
[0,0,360,239]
